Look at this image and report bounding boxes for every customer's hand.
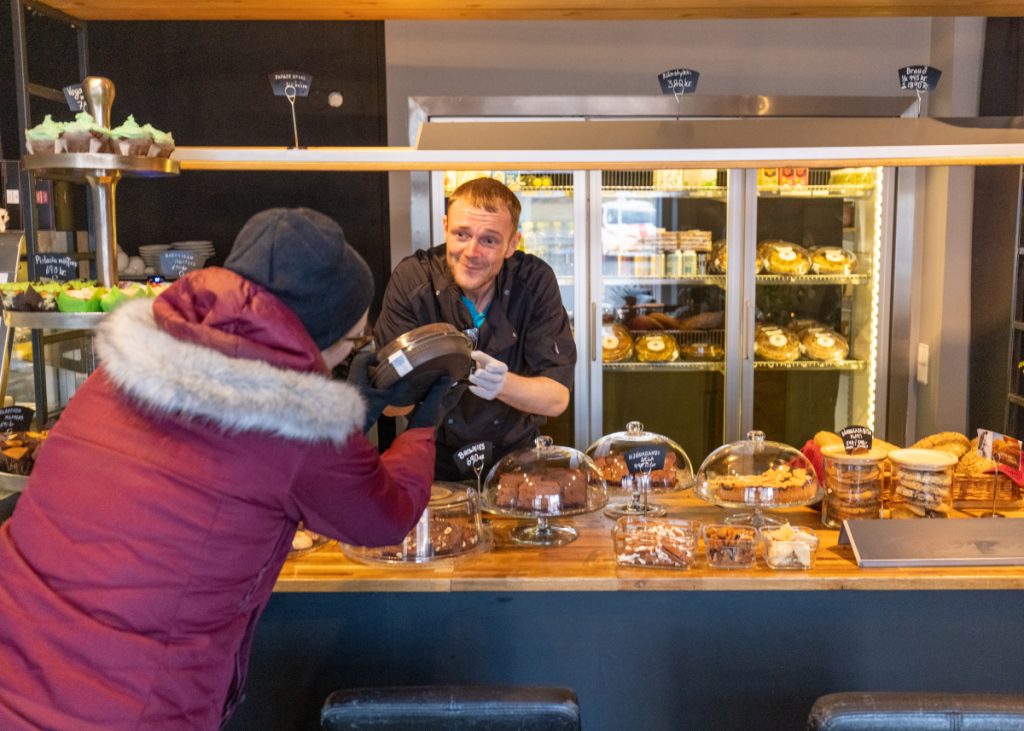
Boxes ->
[468,350,508,401]
[347,351,412,433]
[407,375,463,430]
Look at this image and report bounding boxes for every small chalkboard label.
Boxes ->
[840,425,874,454]
[63,83,86,112]
[33,253,78,281]
[658,68,700,96]
[454,441,492,477]
[269,71,312,98]
[625,445,667,474]
[159,250,201,279]
[898,65,942,92]
[0,405,34,433]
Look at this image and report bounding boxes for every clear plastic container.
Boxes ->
[761,524,819,570]
[820,445,886,528]
[703,524,758,569]
[888,448,957,518]
[613,516,700,569]
[342,483,489,564]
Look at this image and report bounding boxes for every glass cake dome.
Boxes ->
[586,421,694,518]
[482,436,607,546]
[695,430,822,526]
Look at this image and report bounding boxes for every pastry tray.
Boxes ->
[3,310,105,330]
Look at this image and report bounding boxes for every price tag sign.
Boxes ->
[454,441,492,477]
[658,68,700,96]
[978,428,1022,470]
[63,83,86,112]
[0,405,34,433]
[159,250,202,278]
[840,425,874,454]
[268,71,312,97]
[898,65,942,92]
[33,253,78,281]
[625,445,667,475]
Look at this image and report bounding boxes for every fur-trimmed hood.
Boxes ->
[96,298,365,444]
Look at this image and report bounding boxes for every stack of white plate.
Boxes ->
[138,244,171,269]
[171,240,215,267]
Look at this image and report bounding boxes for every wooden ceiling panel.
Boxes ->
[30,0,1024,21]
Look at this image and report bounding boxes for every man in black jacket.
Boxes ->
[376,177,576,480]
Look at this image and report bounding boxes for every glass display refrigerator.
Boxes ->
[429,163,893,464]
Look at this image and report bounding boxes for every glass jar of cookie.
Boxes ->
[820,445,886,528]
[887,448,958,518]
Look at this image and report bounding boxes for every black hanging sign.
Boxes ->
[63,83,86,112]
[269,71,313,97]
[454,441,492,478]
[0,405,34,433]
[898,65,942,92]
[840,425,874,454]
[159,250,202,279]
[33,253,78,281]
[625,444,667,474]
[658,68,700,96]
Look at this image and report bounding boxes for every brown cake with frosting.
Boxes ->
[495,467,589,513]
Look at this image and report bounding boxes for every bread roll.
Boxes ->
[813,431,843,449]
[911,432,971,459]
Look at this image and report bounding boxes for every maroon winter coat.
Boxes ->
[0,268,434,730]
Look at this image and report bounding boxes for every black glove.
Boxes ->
[347,351,413,433]
[406,375,464,430]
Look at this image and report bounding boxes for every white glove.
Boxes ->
[468,350,509,401]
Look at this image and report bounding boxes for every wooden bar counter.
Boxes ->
[276,494,1024,593]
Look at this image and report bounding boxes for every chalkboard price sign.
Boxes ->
[63,83,86,112]
[898,65,942,92]
[0,405,34,433]
[159,250,201,279]
[840,425,874,454]
[269,71,313,98]
[33,253,78,281]
[454,441,492,478]
[625,444,667,475]
[658,68,700,96]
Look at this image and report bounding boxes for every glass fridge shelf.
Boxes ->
[757,184,874,199]
[604,361,724,372]
[604,185,727,200]
[753,359,866,371]
[603,275,726,287]
[757,273,870,286]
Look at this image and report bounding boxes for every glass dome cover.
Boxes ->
[342,482,489,564]
[586,421,694,493]
[696,430,822,510]
[482,436,607,518]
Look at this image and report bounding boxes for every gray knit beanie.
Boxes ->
[225,207,373,349]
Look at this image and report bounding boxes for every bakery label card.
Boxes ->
[0,405,33,433]
[898,65,942,92]
[625,445,667,475]
[269,71,312,98]
[658,68,700,96]
[454,441,492,478]
[840,425,873,454]
[62,84,86,112]
[978,429,1021,469]
[33,253,77,281]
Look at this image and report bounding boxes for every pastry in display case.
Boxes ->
[757,240,812,276]
[695,430,822,526]
[888,448,956,518]
[342,483,489,563]
[754,326,801,362]
[811,246,858,275]
[702,524,758,569]
[800,328,850,362]
[634,332,679,363]
[483,436,607,546]
[761,523,818,570]
[601,323,634,363]
[612,516,700,569]
[586,420,694,517]
[680,341,723,362]
[820,444,886,527]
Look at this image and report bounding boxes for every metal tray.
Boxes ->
[3,310,105,330]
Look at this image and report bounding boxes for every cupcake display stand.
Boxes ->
[7,77,179,423]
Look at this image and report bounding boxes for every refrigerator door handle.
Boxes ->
[590,301,598,362]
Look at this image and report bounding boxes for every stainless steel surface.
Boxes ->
[3,310,105,330]
[571,171,589,450]
[22,153,180,180]
[87,172,119,287]
[83,75,114,130]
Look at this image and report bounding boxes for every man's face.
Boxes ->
[444,199,520,299]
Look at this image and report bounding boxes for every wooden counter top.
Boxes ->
[275,495,1024,593]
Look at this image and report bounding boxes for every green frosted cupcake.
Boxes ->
[57,285,104,313]
[62,111,112,154]
[111,115,152,157]
[24,115,64,154]
[142,123,175,158]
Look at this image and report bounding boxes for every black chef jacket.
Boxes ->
[376,245,576,480]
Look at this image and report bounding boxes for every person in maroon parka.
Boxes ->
[0,208,454,730]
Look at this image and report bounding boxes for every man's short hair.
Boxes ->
[447,177,522,235]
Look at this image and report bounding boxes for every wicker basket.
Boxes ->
[951,473,1022,509]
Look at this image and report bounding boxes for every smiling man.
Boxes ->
[376,177,576,480]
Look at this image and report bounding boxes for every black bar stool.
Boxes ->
[808,691,1024,730]
[321,685,581,730]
